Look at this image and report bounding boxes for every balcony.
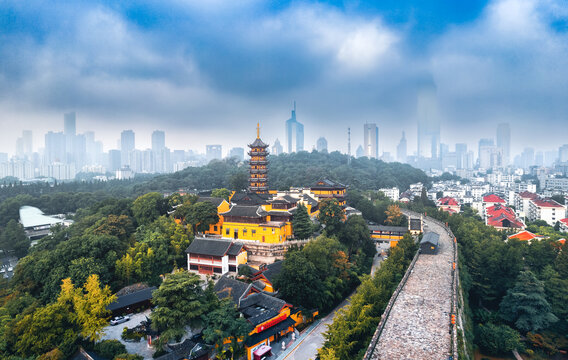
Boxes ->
[249,160,268,165]
[250,168,268,174]
[248,151,268,157]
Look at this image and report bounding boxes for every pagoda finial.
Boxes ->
[257,122,260,139]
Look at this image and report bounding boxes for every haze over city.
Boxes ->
[1,0,568,157]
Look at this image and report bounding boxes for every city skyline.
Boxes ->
[1,1,567,157]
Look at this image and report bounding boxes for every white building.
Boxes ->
[116,167,134,180]
[379,187,400,202]
[527,198,566,226]
[514,191,538,219]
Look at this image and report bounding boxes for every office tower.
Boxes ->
[559,144,568,163]
[120,130,135,166]
[535,151,544,167]
[64,112,76,163]
[74,134,87,169]
[316,137,328,152]
[521,147,535,169]
[22,130,32,157]
[496,123,511,166]
[0,153,8,163]
[417,82,440,159]
[396,132,407,163]
[285,102,304,153]
[172,150,185,164]
[479,138,503,169]
[272,139,283,156]
[108,150,122,171]
[229,147,245,161]
[16,138,24,159]
[152,130,166,152]
[364,123,379,159]
[44,131,66,164]
[85,131,96,165]
[455,143,467,169]
[356,145,364,158]
[206,145,222,162]
[544,150,557,167]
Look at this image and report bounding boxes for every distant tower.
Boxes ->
[248,123,269,194]
[396,131,407,163]
[496,123,511,166]
[364,123,379,159]
[316,137,328,152]
[272,139,283,156]
[417,81,441,159]
[121,130,135,167]
[285,101,304,153]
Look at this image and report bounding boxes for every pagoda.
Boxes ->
[248,123,269,194]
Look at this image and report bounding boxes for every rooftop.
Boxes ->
[483,194,506,203]
[185,238,235,257]
[19,206,66,229]
[531,198,565,208]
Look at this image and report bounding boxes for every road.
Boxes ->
[282,249,386,360]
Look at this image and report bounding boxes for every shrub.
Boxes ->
[94,340,127,359]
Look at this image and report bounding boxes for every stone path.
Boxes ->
[368,216,453,360]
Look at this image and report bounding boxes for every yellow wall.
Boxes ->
[236,250,248,265]
[222,221,292,243]
[205,200,231,235]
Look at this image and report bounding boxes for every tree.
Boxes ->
[132,192,166,226]
[318,199,344,236]
[339,215,374,261]
[229,171,249,192]
[211,188,231,201]
[499,270,558,333]
[292,204,313,240]
[475,323,521,355]
[186,202,219,234]
[384,204,404,226]
[0,219,30,258]
[274,251,324,310]
[150,271,208,344]
[94,339,126,359]
[202,299,252,360]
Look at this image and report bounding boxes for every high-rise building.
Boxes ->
[478,138,499,169]
[520,147,535,169]
[417,82,440,159]
[364,123,379,159]
[152,130,166,153]
[455,143,468,169]
[272,139,283,156]
[64,112,76,163]
[206,145,222,162]
[108,150,122,172]
[120,130,135,166]
[559,144,568,163]
[22,130,32,158]
[229,147,245,161]
[44,131,66,164]
[356,145,364,158]
[248,123,269,194]
[396,131,407,163]
[496,123,511,166]
[316,137,328,153]
[285,102,304,153]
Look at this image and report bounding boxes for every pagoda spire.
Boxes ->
[257,122,260,139]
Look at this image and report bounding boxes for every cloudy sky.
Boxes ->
[1,0,567,157]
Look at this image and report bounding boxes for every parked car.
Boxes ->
[7,267,13,272]
[110,315,130,326]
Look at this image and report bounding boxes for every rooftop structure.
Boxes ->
[248,123,269,194]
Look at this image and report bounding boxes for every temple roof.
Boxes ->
[249,137,269,148]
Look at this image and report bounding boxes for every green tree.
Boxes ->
[384,204,404,226]
[292,204,313,240]
[211,188,231,201]
[274,251,324,310]
[339,215,374,261]
[0,219,30,258]
[318,199,344,236]
[202,299,252,360]
[94,340,126,359]
[150,271,208,344]
[499,270,558,333]
[229,171,250,191]
[132,192,166,226]
[475,323,521,355]
[186,202,220,234]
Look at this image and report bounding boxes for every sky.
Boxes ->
[1,0,567,157]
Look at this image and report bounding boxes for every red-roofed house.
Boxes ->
[560,218,568,233]
[507,230,543,243]
[483,194,506,205]
[437,197,461,214]
[485,204,525,230]
[528,198,567,226]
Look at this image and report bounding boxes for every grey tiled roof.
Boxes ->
[185,238,232,257]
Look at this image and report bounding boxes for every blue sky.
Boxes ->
[0,0,567,156]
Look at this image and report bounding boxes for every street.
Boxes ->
[281,247,386,360]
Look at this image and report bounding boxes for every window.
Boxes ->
[263,228,267,232]
[226,228,230,235]
[243,228,248,233]
[190,264,198,270]
[272,228,275,234]
[252,229,256,235]
[214,226,218,231]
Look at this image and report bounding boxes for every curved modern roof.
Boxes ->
[19,206,64,228]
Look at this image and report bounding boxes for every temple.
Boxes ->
[248,123,269,194]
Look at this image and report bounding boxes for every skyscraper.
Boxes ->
[206,145,222,162]
[363,123,379,159]
[229,147,245,161]
[285,102,304,153]
[22,130,32,158]
[121,130,135,167]
[45,131,66,164]
[316,137,328,152]
[496,123,511,166]
[455,143,468,169]
[272,139,283,156]
[396,131,407,163]
[152,130,166,152]
[417,82,440,159]
[355,145,364,158]
[64,112,76,164]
